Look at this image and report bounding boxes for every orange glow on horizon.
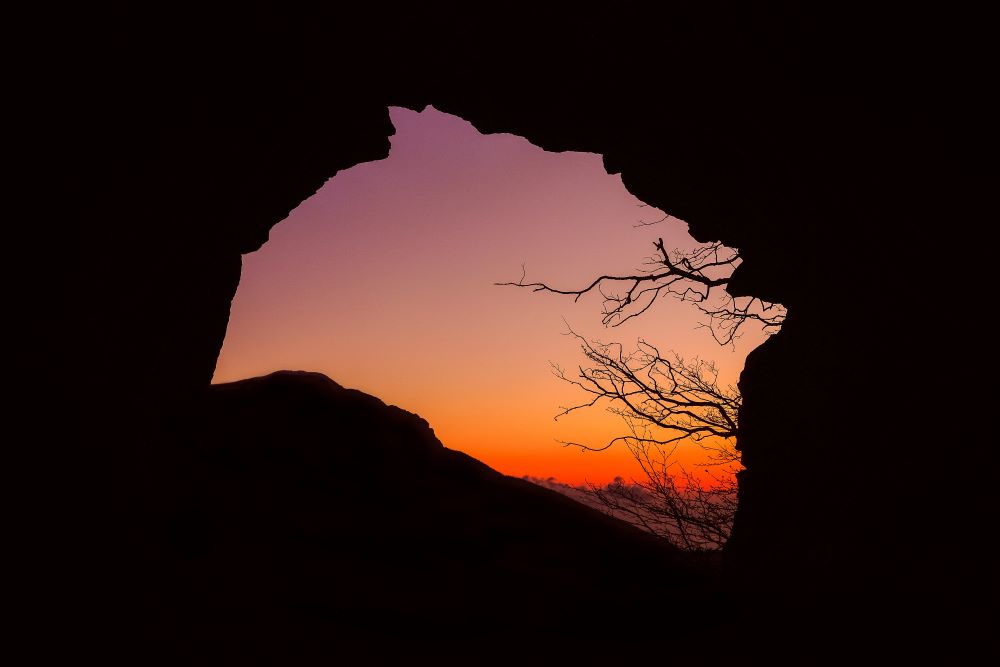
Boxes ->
[213,107,769,487]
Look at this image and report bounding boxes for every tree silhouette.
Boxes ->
[501,234,784,549]
[550,331,738,455]
[554,330,740,550]
[588,460,738,551]
[499,237,785,345]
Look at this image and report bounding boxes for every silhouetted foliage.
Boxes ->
[500,237,785,345]
[554,332,741,550]
[551,330,739,455]
[589,465,738,552]
[503,234,781,549]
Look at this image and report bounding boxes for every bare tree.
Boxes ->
[500,232,783,549]
[498,238,785,345]
[550,331,739,457]
[589,459,738,552]
[553,330,740,550]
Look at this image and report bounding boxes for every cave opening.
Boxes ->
[63,12,986,656]
[213,105,778,545]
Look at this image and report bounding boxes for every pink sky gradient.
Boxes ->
[213,106,769,486]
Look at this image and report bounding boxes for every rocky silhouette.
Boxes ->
[47,4,991,661]
[138,371,721,660]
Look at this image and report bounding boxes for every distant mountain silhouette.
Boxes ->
[138,371,722,661]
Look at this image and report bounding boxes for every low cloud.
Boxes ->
[522,475,609,513]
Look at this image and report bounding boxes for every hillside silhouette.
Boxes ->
[139,370,722,660]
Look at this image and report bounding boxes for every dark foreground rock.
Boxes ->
[48,8,993,659]
[127,371,721,661]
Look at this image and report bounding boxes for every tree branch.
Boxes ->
[497,238,786,343]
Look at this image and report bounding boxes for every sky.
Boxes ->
[213,106,771,486]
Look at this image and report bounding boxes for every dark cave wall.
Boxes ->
[422,97,924,602]
[62,5,986,626]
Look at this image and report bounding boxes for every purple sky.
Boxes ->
[214,106,769,484]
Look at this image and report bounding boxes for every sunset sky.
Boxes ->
[213,106,771,486]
